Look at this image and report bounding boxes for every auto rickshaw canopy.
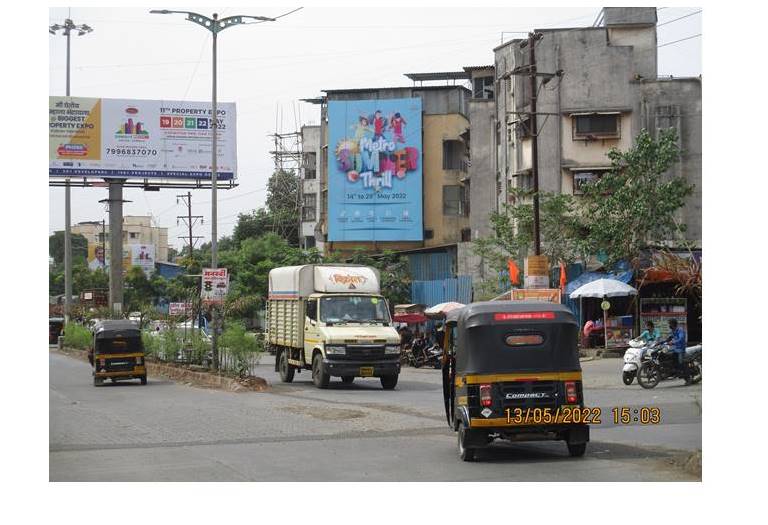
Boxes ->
[446,301,580,374]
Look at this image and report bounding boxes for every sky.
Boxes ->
[48,6,702,251]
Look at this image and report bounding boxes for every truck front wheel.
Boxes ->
[312,353,330,389]
[380,374,398,390]
[278,351,295,383]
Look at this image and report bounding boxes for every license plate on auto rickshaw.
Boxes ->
[360,367,374,377]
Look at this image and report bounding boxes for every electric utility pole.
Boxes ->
[49,17,93,323]
[527,31,543,256]
[177,192,204,257]
[150,10,275,370]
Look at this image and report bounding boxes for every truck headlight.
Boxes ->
[325,345,346,355]
[385,345,400,354]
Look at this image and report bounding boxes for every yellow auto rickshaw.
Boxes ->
[89,320,147,386]
[442,302,589,461]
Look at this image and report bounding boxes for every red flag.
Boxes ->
[559,261,567,291]
[507,259,520,286]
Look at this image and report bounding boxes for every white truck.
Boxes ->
[267,264,402,389]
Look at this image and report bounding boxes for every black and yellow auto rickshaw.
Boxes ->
[49,317,64,345]
[442,302,589,461]
[89,320,147,386]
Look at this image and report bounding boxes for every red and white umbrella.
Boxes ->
[424,302,465,319]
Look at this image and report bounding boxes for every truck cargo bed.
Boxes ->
[266,299,304,349]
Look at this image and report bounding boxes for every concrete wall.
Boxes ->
[638,78,702,242]
[493,40,518,209]
[422,113,470,247]
[468,98,495,239]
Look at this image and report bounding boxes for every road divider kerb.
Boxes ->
[52,346,270,393]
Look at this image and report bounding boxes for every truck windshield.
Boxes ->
[320,296,391,324]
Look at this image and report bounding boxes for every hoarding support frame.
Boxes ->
[107,181,127,315]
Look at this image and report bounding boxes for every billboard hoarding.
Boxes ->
[131,244,155,276]
[327,98,423,241]
[201,268,229,304]
[87,243,107,271]
[49,97,237,180]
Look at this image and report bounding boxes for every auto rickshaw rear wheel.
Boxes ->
[458,425,476,462]
[341,376,355,384]
[567,442,587,457]
[93,376,104,387]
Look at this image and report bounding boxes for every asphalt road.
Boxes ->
[50,350,701,481]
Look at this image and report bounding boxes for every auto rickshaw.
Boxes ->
[49,317,64,345]
[89,320,147,386]
[442,302,589,461]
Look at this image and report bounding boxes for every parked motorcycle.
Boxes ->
[622,338,658,385]
[403,337,443,368]
[636,343,702,389]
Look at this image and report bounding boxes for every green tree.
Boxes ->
[266,169,299,245]
[581,128,694,268]
[230,170,300,248]
[49,231,88,265]
[347,250,411,307]
[232,208,272,246]
[473,189,589,274]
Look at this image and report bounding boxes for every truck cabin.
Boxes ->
[306,294,392,326]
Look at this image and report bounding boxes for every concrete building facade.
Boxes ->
[298,124,324,251]
[71,215,169,264]
[303,85,472,257]
[490,6,701,245]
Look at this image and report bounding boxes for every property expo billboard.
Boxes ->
[49,97,237,180]
[327,97,423,241]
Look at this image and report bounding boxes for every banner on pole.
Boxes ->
[201,268,229,304]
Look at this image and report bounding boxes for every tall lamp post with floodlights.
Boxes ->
[150,10,275,369]
[49,18,93,325]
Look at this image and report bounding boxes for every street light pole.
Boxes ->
[150,10,275,368]
[50,18,93,324]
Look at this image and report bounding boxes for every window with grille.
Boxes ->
[302,193,317,221]
[573,113,620,139]
[443,185,469,216]
[303,153,317,179]
[473,76,494,99]
[572,170,610,195]
[442,140,467,171]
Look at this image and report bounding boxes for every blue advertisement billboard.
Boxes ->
[327,98,423,241]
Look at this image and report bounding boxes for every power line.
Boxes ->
[658,34,702,48]
[658,10,702,27]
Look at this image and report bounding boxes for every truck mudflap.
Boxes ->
[323,358,400,378]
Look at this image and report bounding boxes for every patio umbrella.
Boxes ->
[569,279,637,352]
[569,278,637,299]
[392,313,428,324]
[424,302,465,319]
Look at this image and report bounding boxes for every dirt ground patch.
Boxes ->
[282,404,367,421]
